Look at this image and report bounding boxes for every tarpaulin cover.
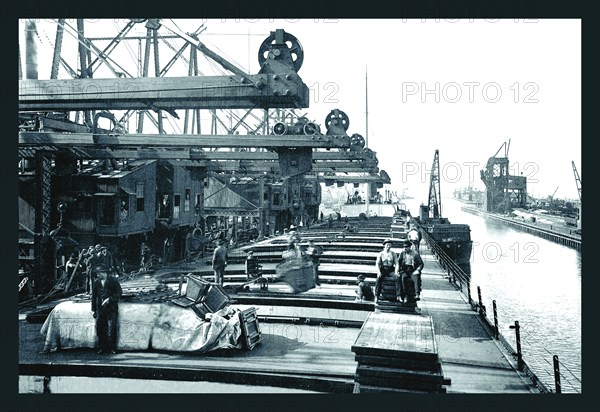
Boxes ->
[40,300,243,353]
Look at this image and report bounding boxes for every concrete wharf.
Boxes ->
[461,205,581,251]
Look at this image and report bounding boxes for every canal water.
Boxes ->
[403,197,582,393]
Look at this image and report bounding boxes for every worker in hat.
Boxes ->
[398,239,424,302]
[355,274,375,302]
[374,239,400,302]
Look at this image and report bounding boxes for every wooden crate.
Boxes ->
[239,307,261,350]
[202,284,231,312]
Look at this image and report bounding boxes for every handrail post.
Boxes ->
[467,279,472,304]
[492,300,499,339]
[553,355,562,393]
[509,321,524,370]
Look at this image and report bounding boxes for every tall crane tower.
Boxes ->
[428,149,442,219]
[419,149,450,224]
[480,140,527,213]
[571,161,582,231]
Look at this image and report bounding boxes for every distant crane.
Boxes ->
[427,149,442,219]
[572,161,582,202]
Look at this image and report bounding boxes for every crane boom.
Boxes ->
[427,149,442,219]
[572,161,582,202]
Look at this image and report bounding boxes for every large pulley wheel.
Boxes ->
[325,110,350,132]
[258,32,304,72]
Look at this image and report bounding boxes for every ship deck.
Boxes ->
[19,217,539,394]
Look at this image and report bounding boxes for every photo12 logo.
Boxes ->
[402,82,540,103]
[400,160,540,185]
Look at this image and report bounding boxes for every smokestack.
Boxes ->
[25,19,38,79]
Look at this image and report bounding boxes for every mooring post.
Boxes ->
[509,321,524,370]
[553,355,562,393]
[492,300,499,339]
[477,286,485,317]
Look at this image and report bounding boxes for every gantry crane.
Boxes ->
[480,139,527,213]
[18,21,387,294]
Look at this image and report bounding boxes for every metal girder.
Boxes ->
[19,73,309,111]
[19,132,351,149]
[17,147,374,161]
[305,174,390,184]
[174,160,375,173]
[203,208,259,218]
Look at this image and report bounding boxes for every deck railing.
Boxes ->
[415,221,580,394]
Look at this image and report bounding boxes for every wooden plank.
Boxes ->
[354,374,444,393]
[354,384,433,394]
[351,312,437,360]
[355,354,441,372]
[356,364,446,384]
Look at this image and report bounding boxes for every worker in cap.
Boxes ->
[375,238,400,302]
[355,274,374,302]
[398,237,425,303]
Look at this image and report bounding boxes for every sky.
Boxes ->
[19,18,582,203]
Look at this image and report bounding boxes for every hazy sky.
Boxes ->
[20,18,582,202]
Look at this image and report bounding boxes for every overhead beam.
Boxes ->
[19,132,351,149]
[19,74,309,111]
[306,175,390,184]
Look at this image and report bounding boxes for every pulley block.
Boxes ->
[258,31,304,72]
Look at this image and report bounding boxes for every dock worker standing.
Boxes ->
[407,226,421,252]
[398,239,424,302]
[374,239,401,303]
[306,240,322,286]
[212,240,228,286]
[92,270,122,355]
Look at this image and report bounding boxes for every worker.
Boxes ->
[374,239,400,303]
[398,239,424,302]
[92,270,122,355]
[407,227,421,251]
[355,274,374,302]
[282,234,302,260]
[306,240,321,286]
[245,250,261,280]
[140,242,151,270]
[86,244,104,295]
[212,240,228,286]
